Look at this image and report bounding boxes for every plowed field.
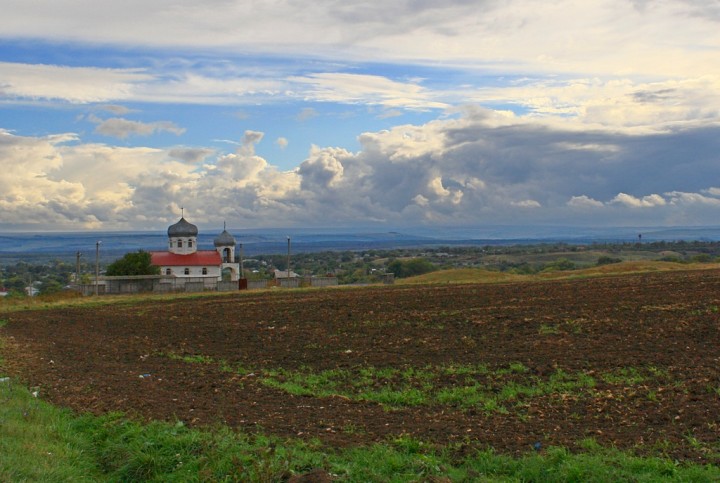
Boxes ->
[2,269,719,462]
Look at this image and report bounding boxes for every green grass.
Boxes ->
[255,364,655,412]
[1,378,718,481]
[162,354,671,413]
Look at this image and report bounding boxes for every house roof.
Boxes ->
[274,269,300,279]
[150,250,221,266]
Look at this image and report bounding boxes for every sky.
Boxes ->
[1,0,720,233]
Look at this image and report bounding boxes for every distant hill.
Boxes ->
[3,224,720,263]
[399,261,720,285]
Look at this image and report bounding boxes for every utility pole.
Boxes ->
[239,243,244,279]
[95,241,102,296]
[76,251,82,286]
[287,236,291,281]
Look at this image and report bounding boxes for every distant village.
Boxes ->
[75,216,357,295]
[3,217,720,298]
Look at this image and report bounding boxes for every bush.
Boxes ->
[597,256,622,266]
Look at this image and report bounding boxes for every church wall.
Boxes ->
[162,265,221,278]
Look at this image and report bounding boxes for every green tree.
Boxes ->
[387,258,436,278]
[105,251,160,276]
[39,278,64,295]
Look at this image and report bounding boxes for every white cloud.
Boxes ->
[275,137,288,149]
[298,146,346,190]
[3,107,720,230]
[296,108,319,121]
[91,116,186,139]
[3,1,718,80]
[511,199,541,208]
[567,195,604,208]
[0,62,150,103]
[289,73,448,110]
[96,104,133,115]
[611,193,667,208]
[413,194,430,207]
[666,191,720,206]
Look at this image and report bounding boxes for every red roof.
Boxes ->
[150,250,222,267]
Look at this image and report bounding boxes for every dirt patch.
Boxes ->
[2,270,719,462]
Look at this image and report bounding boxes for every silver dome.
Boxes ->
[168,217,198,237]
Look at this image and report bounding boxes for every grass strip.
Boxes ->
[1,379,718,481]
[258,364,647,412]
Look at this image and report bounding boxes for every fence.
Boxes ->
[80,275,230,295]
[79,274,346,295]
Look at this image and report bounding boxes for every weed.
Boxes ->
[509,362,529,373]
[436,385,485,407]
[460,335,477,347]
[539,323,560,335]
[163,352,215,364]
[564,318,584,334]
[685,433,704,450]
[341,423,364,435]
[601,367,646,385]
[442,363,488,376]
[706,385,720,397]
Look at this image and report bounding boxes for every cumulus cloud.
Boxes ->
[567,195,604,208]
[239,130,264,156]
[298,147,346,191]
[611,193,667,208]
[3,108,720,230]
[665,191,720,206]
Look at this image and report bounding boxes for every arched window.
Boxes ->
[184,268,190,275]
[188,240,193,248]
[202,267,208,275]
[165,268,172,275]
[178,240,183,248]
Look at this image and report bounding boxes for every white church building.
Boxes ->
[150,216,240,282]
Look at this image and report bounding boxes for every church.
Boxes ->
[150,216,240,282]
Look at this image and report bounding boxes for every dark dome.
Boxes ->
[214,229,236,247]
[168,217,198,237]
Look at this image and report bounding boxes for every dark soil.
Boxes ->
[2,269,719,462]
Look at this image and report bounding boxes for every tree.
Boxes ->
[387,258,436,278]
[105,251,160,276]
